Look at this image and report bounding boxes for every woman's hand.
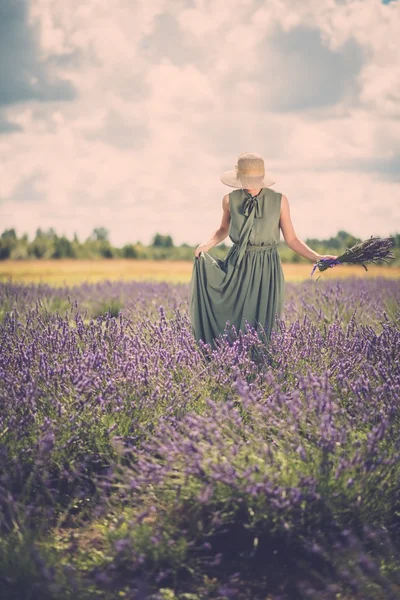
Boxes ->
[194,243,210,259]
[315,253,339,261]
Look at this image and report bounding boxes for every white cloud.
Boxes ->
[0,0,399,248]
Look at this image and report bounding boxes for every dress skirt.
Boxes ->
[189,241,285,350]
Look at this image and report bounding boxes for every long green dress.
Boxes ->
[189,187,285,349]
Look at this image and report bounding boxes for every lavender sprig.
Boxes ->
[311,236,395,280]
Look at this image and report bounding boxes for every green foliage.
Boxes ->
[89,227,110,242]
[0,228,18,259]
[52,236,76,259]
[152,233,174,248]
[1,227,399,265]
[121,243,138,258]
[90,298,124,318]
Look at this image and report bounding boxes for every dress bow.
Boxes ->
[243,191,263,218]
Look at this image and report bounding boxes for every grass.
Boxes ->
[0,258,399,285]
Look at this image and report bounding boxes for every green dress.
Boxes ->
[189,187,285,349]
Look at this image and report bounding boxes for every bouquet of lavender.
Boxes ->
[311,236,395,281]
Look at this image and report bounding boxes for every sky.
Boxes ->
[0,0,399,247]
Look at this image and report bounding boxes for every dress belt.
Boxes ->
[232,241,278,249]
[233,240,278,267]
[245,241,278,251]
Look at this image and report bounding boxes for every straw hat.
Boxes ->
[220,152,276,188]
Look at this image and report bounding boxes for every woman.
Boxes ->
[189,152,337,350]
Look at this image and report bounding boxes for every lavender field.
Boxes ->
[1,277,400,600]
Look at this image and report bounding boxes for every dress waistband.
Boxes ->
[233,241,278,252]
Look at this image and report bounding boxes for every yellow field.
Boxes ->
[0,259,399,286]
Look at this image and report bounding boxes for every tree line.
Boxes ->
[1,227,399,264]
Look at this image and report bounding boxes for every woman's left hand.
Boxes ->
[315,254,339,261]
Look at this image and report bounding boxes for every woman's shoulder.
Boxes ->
[228,188,243,197]
[265,187,282,198]
[225,188,243,205]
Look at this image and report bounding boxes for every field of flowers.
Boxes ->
[1,277,400,599]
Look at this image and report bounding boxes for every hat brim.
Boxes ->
[220,169,276,188]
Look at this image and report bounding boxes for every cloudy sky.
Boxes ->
[0,0,399,247]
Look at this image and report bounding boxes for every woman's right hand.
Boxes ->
[194,243,209,259]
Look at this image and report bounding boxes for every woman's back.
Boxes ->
[228,187,282,247]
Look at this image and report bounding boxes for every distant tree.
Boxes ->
[0,242,11,260]
[337,230,351,241]
[1,228,17,241]
[89,227,109,242]
[29,238,48,258]
[335,230,360,248]
[0,228,18,259]
[325,237,341,250]
[45,227,57,240]
[152,233,174,248]
[291,251,302,263]
[122,244,138,258]
[1,226,397,262]
[10,243,29,260]
[52,236,75,259]
[345,235,361,248]
[305,238,319,250]
[99,243,114,258]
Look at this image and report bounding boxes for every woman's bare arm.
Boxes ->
[279,194,337,261]
[194,194,231,258]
